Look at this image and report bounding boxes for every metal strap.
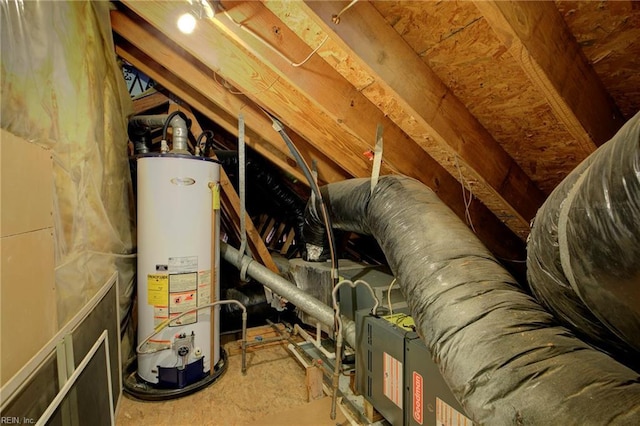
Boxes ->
[238,113,251,274]
[371,123,383,194]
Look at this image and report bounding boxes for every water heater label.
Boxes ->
[154,306,169,327]
[147,274,169,305]
[168,256,198,273]
[383,352,403,408]
[170,177,196,186]
[170,272,198,292]
[169,272,198,326]
[198,270,211,305]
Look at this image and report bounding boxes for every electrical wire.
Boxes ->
[292,36,328,67]
[331,0,360,24]
[497,256,528,264]
[386,278,397,315]
[213,71,244,95]
[454,154,477,233]
[221,10,327,68]
[330,279,380,420]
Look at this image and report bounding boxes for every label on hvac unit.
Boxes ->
[147,274,169,305]
[383,313,416,331]
[168,256,198,273]
[383,352,403,408]
[413,372,424,425]
[436,397,473,426]
[198,270,211,305]
[169,272,198,326]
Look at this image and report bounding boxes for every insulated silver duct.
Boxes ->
[527,111,640,366]
[303,175,640,424]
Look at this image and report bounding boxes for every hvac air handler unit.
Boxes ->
[356,309,473,426]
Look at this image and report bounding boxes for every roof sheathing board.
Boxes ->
[556,0,640,119]
[268,0,544,239]
[373,0,588,193]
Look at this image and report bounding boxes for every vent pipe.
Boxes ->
[128,112,190,154]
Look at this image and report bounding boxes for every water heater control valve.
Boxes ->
[173,332,195,359]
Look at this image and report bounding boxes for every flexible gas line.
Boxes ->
[136,299,249,374]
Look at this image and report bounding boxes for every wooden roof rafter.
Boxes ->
[114,0,528,261]
[112,10,349,186]
[474,0,625,151]
[270,0,546,239]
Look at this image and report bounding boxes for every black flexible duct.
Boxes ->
[527,111,640,367]
[302,175,640,424]
[215,150,306,255]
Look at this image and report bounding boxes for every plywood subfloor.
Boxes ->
[116,342,349,426]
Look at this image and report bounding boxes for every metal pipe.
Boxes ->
[128,114,168,129]
[220,241,356,349]
[128,113,190,154]
[166,113,189,154]
[238,114,250,266]
[293,324,335,360]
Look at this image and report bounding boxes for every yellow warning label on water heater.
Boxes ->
[147,274,169,305]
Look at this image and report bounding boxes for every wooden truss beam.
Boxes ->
[474,0,625,151]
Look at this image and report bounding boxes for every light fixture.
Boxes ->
[177,12,197,34]
[176,0,216,34]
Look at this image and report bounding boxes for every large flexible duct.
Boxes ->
[303,175,640,424]
[527,112,640,367]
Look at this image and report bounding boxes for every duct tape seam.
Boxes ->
[557,169,589,299]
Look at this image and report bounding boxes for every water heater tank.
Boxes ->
[136,154,220,387]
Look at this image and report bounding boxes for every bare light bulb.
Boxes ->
[177,13,197,34]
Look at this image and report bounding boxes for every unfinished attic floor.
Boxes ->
[116,334,349,426]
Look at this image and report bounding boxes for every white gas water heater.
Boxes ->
[133,113,222,392]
